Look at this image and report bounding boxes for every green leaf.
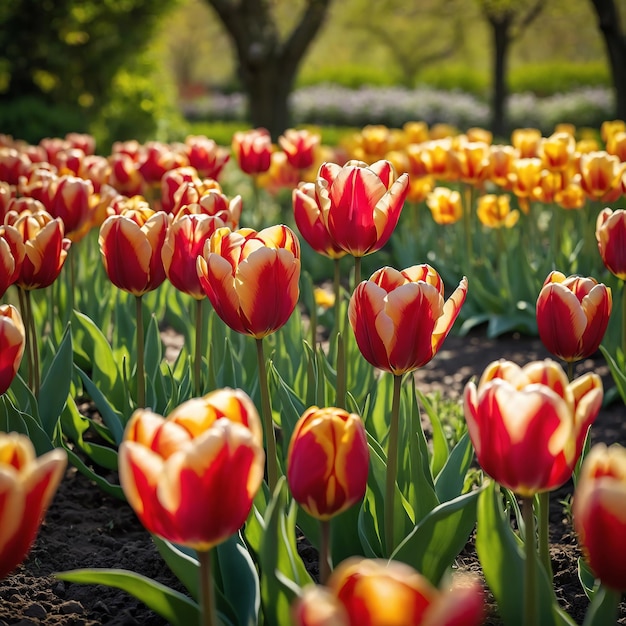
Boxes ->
[582,584,623,626]
[417,389,449,478]
[391,488,481,585]
[599,346,626,405]
[577,557,597,601]
[152,536,199,601]
[434,431,474,503]
[56,568,199,626]
[0,395,53,454]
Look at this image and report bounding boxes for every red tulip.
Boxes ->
[118,389,264,551]
[0,225,25,298]
[197,225,300,338]
[293,182,347,259]
[183,135,230,180]
[287,407,368,520]
[573,443,626,591]
[231,128,272,175]
[464,359,603,497]
[316,160,409,256]
[99,202,170,296]
[0,304,26,395]
[536,271,612,362]
[278,128,320,171]
[596,207,626,280]
[0,432,67,579]
[349,265,467,374]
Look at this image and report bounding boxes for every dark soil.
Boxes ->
[1,328,625,625]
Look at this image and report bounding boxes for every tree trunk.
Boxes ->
[489,14,511,139]
[590,0,626,121]
[206,0,332,140]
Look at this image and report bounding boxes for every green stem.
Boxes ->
[335,331,346,409]
[537,491,553,583]
[523,496,538,626]
[198,549,217,626]
[567,360,575,383]
[353,256,362,291]
[333,258,341,338]
[256,337,279,492]
[319,519,332,585]
[309,289,317,352]
[17,287,33,390]
[463,184,474,265]
[24,289,40,397]
[135,294,145,408]
[195,298,204,397]
[384,373,403,555]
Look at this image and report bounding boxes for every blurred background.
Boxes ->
[1,0,623,149]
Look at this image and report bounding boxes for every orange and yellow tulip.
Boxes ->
[596,208,626,280]
[0,304,25,395]
[0,225,25,298]
[536,271,612,362]
[464,359,603,497]
[577,151,624,203]
[426,187,463,225]
[278,128,320,171]
[476,193,519,229]
[287,407,368,521]
[537,132,575,172]
[99,203,170,296]
[119,389,264,551]
[293,182,347,259]
[573,443,626,592]
[349,265,467,375]
[511,127,542,158]
[197,225,300,338]
[316,160,408,257]
[231,128,272,176]
[0,432,67,579]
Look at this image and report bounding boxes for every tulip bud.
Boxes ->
[596,208,626,280]
[0,432,67,579]
[231,128,272,175]
[573,443,626,591]
[278,128,320,171]
[426,187,463,225]
[536,271,612,362]
[183,135,230,180]
[287,407,369,520]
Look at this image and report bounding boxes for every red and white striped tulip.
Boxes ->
[278,128,320,171]
[231,128,272,176]
[0,304,26,396]
[596,207,626,280]
[0,225,25,298]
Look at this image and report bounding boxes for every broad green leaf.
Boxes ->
[153,536,199,601]
[0,395,53,454]
[582,585,623,626]
[56,568,199,626]
[577,557,597,601]
[434,431,474,503]
[599,346,626,404]
[417,389,449,478]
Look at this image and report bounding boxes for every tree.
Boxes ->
[478,0,544,137]
[0,0,176,143]
[204,0,333,139]
[589,0,626,121]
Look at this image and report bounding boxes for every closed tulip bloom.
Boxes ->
[173,187,242,230]
[316,160,409,257]
[107,152,143,196]
[162,213,226,299]
[292,585,349,626]
[183,135,230,180]
[349,265,468,375]
[476,194,519,229]
[99,204,170,296]
[327,558,484,626]
[231,128,272,175]
[511,127,542,158]
[596,208,626,280]
[507,157,543,212]
[287,407,368,520]
[160,166,202,214]
[0,432,67,579]
[573,443,626,591]
[119,390,264,551]
[8,209,71,290]
[464,359,603,497]
[0,225,25,298]
[426,187,463,225]
[0,304,26,395]
[293,182,347,259]
[536,271,612,362]
[197,225,300,338]
[451,140,492,186]
[538,132,576,172]
[278,128,320,171]
[138,141,188,187]
[577,151,624,203]
[489,144,518,190]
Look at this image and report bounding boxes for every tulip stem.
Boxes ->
[319,519,332,584]
[353,256,361,291]
[198,549,218,626]
[537,491,553,583]
[335,331,346,410]
[333,258,341,338]
[135,295,145,408]
[523,496,538,626]
[463,184,474,266]
[385,373,403,555]
[256,337,279,492]
[195,298,204,397]
[17,287,33,391]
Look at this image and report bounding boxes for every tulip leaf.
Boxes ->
[56,568,200,626]
[363,371,394,446]
[391,488,481,585]
[259,477,312,626]
[577,557,597,601]
[582,584,623,626]
[599,346,626,405]
[417,389,450,478]
[434,431,474,503]
[476,482,576,626]
[153,537,199,600]
[358,488,383,558]
[7,373,41,425]
[0,394,53,454]
[38,324,73,439]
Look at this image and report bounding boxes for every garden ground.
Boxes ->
[1,327,625,626]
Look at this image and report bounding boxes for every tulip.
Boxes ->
[573,443,626,592]
[287,406,368,521]
[316,159,409,260]
[511,127,541,158]
[507,157,543,213]
[476,194,519,229]
[256,151,302,196]
[536,271,612,364]
[577,151,624,202]
[489,144,518,190]
[138,140,188,188]
[0,304,26,395]
[349,265,467,376]
[0,225,25,298]
[99,202,169,296]
[425,187,463,225]
[0,146,31,185]
[278,128,320,171]
[324,558,484,626]
[537,132,575,172]
[183,135,230,180]
[464,358,603,497]
[231,128,272,176]
[118,389,265,551]
[292,585,349,626]
[160,166,203,213]
[451,140,492,186]
[0,432,67,580]
[596,207,626,280]
[107,152,143,196]
[196,224,301,339]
